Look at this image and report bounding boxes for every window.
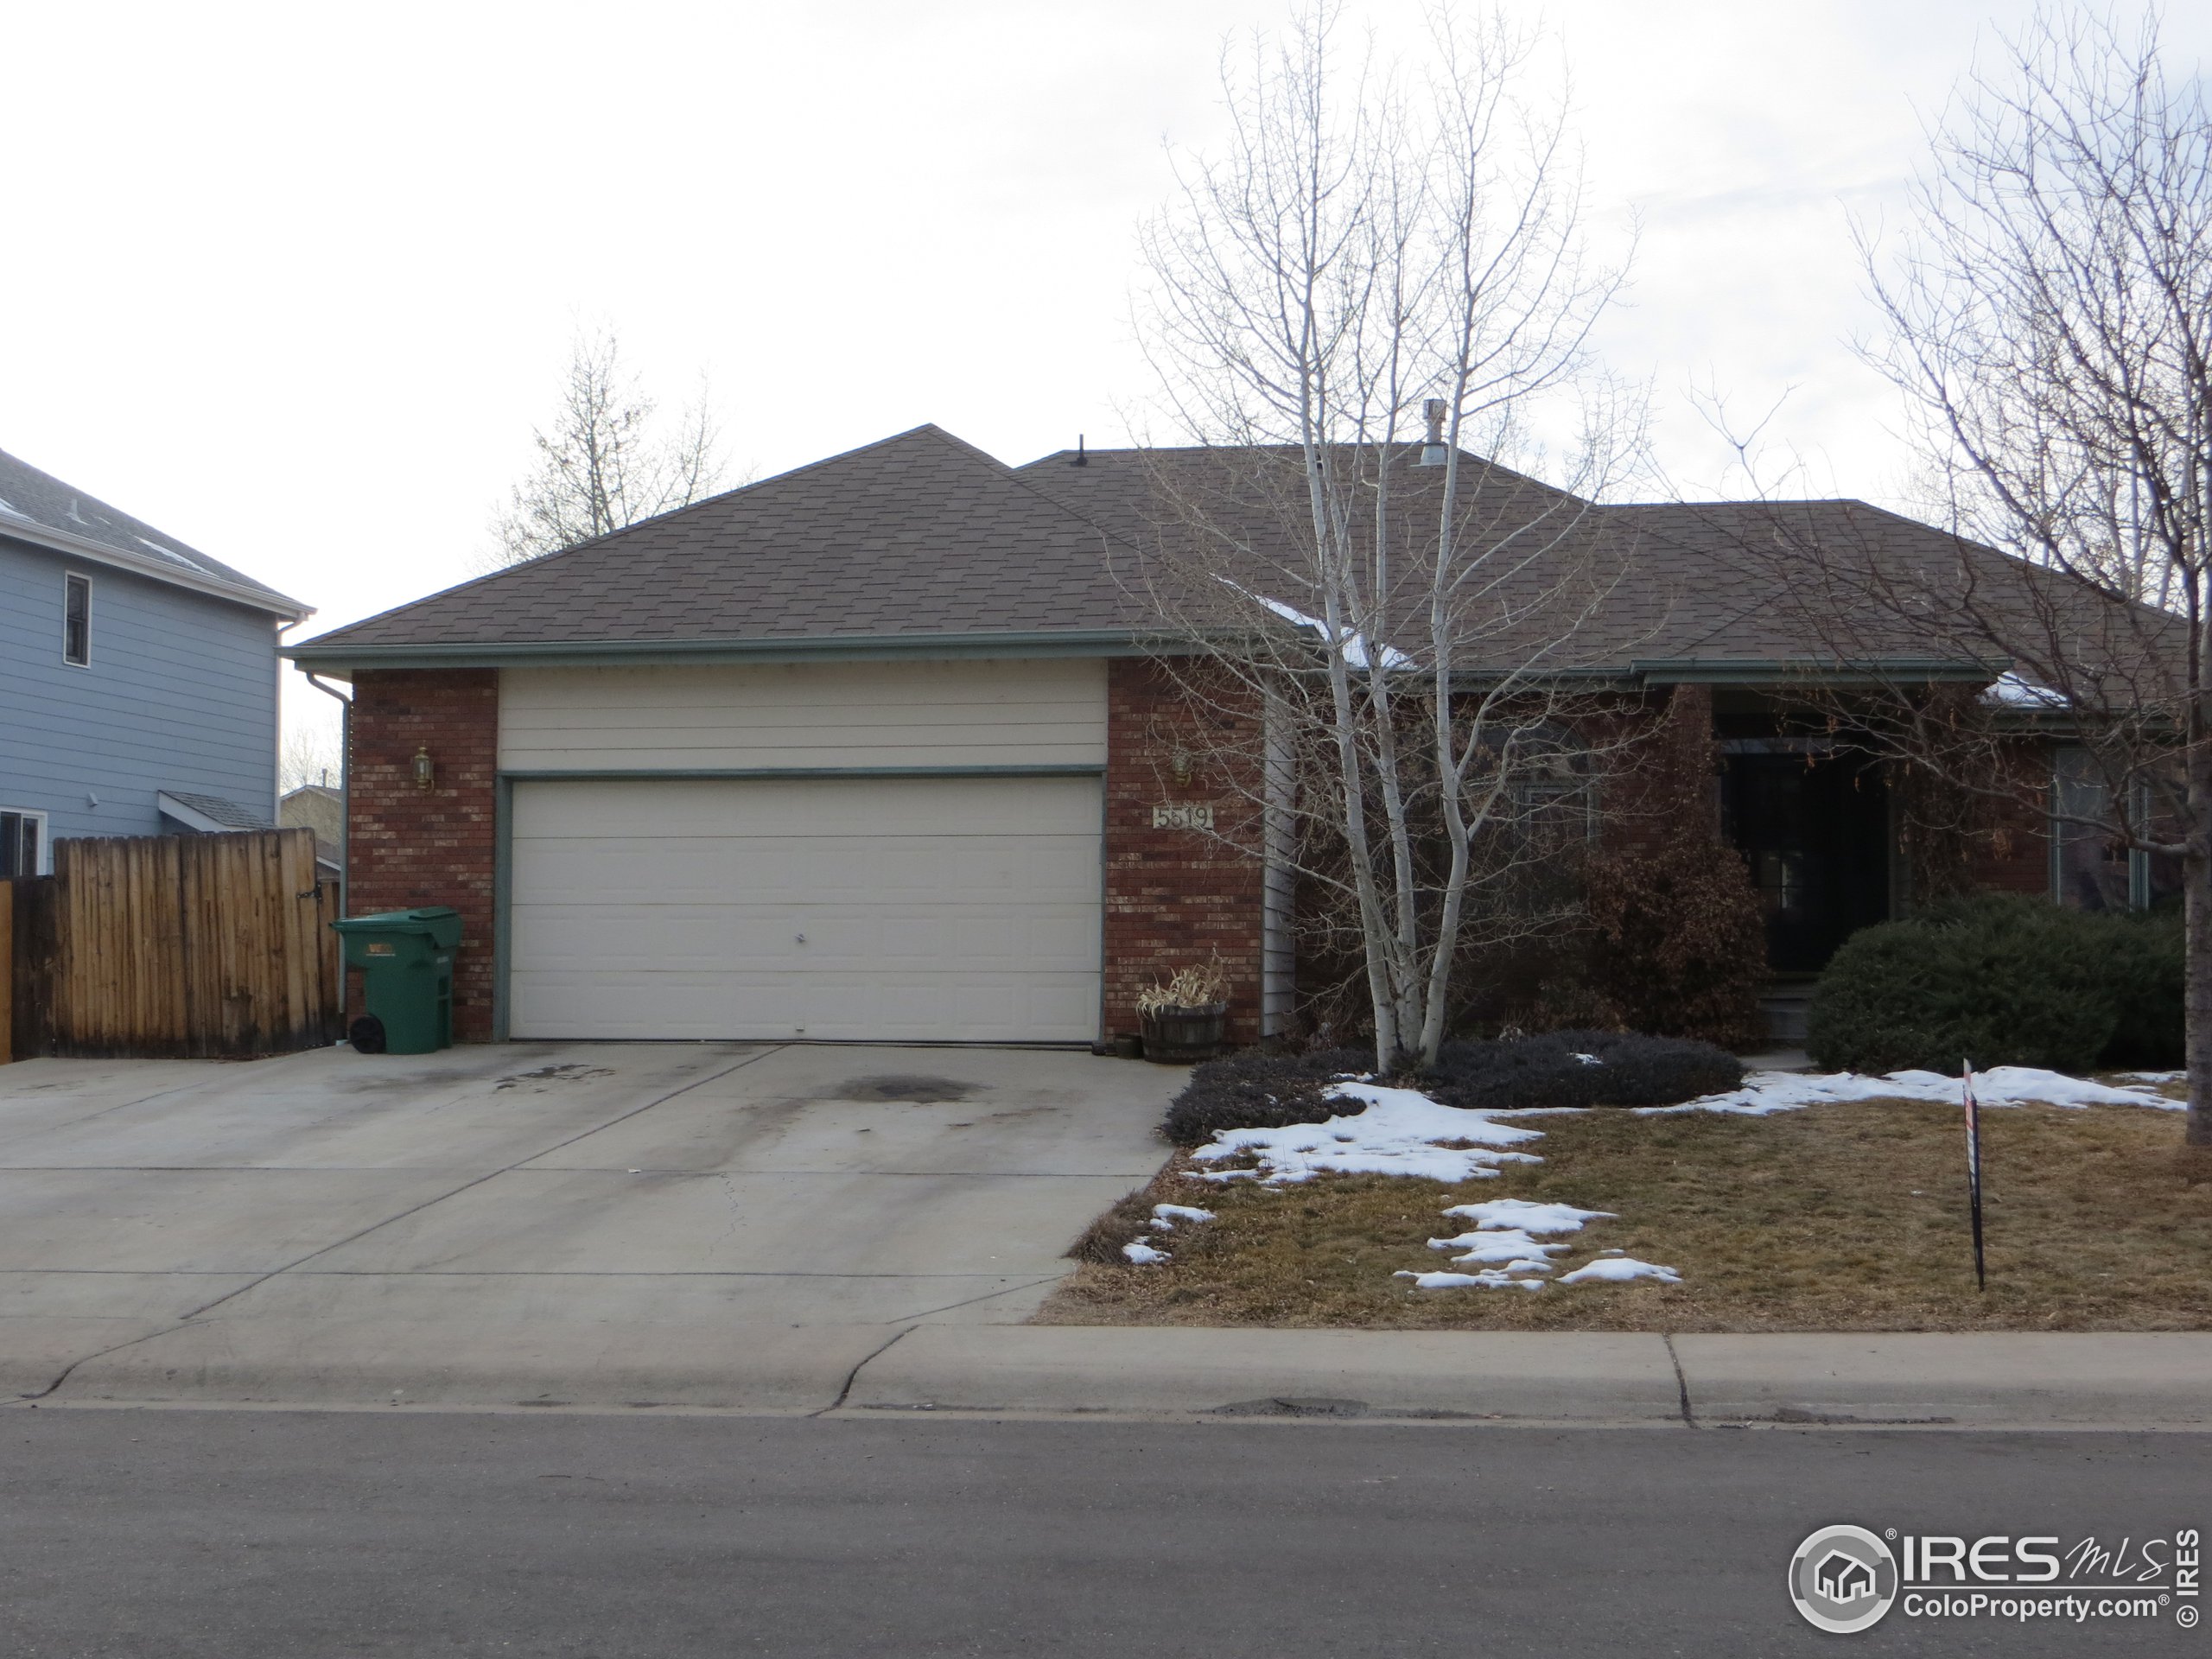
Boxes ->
[0,809,45,877]
[1502,727,1595,854]
[63,572,91,666]
[2050,747,2181,912]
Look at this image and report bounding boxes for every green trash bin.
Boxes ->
[331,907,462,1054]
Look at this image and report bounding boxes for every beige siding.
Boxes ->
[498,658,1108,772]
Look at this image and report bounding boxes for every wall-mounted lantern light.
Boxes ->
[412,747,435,791]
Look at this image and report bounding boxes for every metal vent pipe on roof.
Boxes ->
[1418,399,1448,467]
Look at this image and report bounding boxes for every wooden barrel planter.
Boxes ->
[1140,1001,1228,1064]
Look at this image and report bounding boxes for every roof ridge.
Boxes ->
[1016,440,1573,503]
[920,426,1146,556]
[1604,497,1877,511]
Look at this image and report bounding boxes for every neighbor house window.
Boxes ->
[0,809,45,877]
[63,573,92,666]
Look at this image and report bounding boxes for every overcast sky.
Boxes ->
[6,1,2205,753]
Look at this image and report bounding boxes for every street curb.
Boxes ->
[844,1326,1686,1421]
[14,1324,2211,1427]
[37,1318,890,1413]
[1673,1333,2212,1427]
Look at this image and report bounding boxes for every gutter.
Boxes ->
[284,627,1176,672]
[0,519,311,620]
[1630,657,2007,686]
[305,673,352,920]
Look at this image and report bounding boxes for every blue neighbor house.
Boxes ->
[1,446,309,875]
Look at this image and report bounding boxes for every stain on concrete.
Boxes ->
[831,1077,979,1104]
[495,1065,617,1092]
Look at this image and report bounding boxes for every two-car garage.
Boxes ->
[505,772,1103,1042]
[497,659,1108,1045]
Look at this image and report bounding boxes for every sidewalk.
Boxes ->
[14,1319,2209,1428]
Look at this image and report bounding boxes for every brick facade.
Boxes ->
[1103,657,1267,1046]
[346,668,499,1040]
[1962,740,2056,898]
[1596,684,1719,856]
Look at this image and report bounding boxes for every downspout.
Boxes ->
[304,672,352,918]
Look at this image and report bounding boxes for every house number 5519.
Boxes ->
[1151,803,1215,830]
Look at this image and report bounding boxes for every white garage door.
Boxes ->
[506,774,1103,1042]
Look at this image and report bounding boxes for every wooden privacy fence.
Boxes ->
[4,829,340,1060]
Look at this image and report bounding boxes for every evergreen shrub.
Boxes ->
[1160,1032,1744,1146]
[1805,893,2182,1074]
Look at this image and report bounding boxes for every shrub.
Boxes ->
[1160,1046,1374,1147]
[1449,930,1624,1038]
[1582,837,1769,1050]
[1159,1033,1740,1144]
[2097,909,2185,1070]
[1804,893,2180,1075]
[1427,1028,1745,1111]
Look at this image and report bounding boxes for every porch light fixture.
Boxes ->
[412,747,435,791]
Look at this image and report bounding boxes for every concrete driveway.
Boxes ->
[0,1042,1175,1408]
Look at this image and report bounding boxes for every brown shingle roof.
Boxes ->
[1605,499,2183,685]
[292,423,2164,690]
[291,425,1143,661]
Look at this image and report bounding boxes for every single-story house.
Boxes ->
[285,425,2149,1048]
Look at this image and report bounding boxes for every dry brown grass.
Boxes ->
[1036,1100,2212,1332]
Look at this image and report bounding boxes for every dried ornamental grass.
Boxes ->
[1136,959,1231,1014]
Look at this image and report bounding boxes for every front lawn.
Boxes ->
[1037,1096,2212,1332]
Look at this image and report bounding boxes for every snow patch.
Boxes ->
[1122,1241,1171,1265]
[1426,1227,1568,1268]
[133,534,194,567]
[1219,577,1415,671]
[1187,1079,1546,1185]
[1395,1268,1548,1292]
[1150,1203,1216,1228]
[1647,1065,2183,1116]
[1984,671,2069,709]
[1440,1198,1616,1235]
[1559,1256,1681,1286]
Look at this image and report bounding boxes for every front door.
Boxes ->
[1723,750,1891,974]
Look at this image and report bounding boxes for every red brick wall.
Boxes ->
[1593,684,1716,855]
[1103,658,1267,1046]
[1966,749,2054,897]
[346,668,499,1040]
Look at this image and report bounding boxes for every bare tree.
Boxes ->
[1717,9,2211,1142]
[485,327,731,569]
[279,721,340,794]
[1129,3,1650,1070]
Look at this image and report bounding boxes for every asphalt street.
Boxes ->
[0,1408,2202,1656]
